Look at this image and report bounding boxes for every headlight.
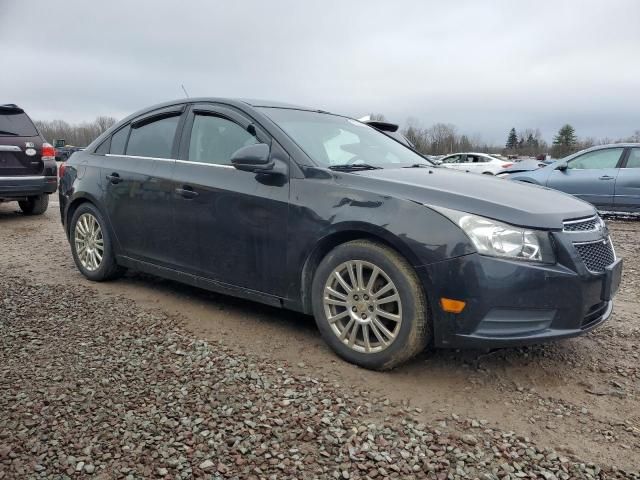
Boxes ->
[433,207,555,263]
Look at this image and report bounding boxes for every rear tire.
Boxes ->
[311,240,429,370]
[19,194,48,215]
[70,203,126,281]
[482,171,493,175]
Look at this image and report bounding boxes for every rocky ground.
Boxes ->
[0,203,639,478]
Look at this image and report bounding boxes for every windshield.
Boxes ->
[259,108,432,168]
[0,109,38,137]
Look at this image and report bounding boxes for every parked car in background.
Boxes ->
[439,152,513,175]
[55,145,84,162]
[59,98,621,370]
[508,144,640,214]
[0,104,57,214]
[496,159,548,178]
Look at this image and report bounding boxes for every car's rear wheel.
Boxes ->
[311,240,429,370]
[482,171,494,175]
[70,203,125,281]
[18,194,48,215]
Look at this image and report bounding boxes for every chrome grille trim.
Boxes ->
[563,215,601,232]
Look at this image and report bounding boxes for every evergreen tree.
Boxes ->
[506,128,518,150]
[552,124,578,157]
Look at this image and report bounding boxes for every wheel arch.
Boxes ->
[65,194,117,248]
[299,224,422,315]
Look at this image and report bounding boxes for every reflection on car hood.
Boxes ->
[341,167,595,229]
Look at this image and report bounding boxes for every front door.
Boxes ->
[614,147,640,212]
[546,147,625,209]
[101,106,184,265]
[171,103,290,296]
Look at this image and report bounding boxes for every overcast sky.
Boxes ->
[2,0,638,144]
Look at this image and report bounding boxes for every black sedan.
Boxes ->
[59,98,622,370]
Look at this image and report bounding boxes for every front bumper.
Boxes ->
[418,247,621,349]
[0,175,57,199]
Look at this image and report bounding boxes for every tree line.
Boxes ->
[35,113,638,160]
[34,117,117,147]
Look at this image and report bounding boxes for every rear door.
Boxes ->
[466,154,489,173]
[0,106,44,177]
[171,103,290,296]
[613,147,640,212]
[546,147,624,209]
[101,105,186,265]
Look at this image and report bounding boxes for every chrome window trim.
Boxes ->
[105,154,234,169]
[0,145,22,152]
[0,175,46,180]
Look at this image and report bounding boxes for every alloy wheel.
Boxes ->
[74,213,104,272]
[323,260,402,354]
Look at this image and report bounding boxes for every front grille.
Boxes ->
[582,302,608,329]
[574,238,615,273]
[563,216,600,232]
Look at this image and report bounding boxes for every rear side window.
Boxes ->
[625,148,640,168]
[110,126,130,155]
[127,115,180,159]
[568,148,623,170]
[0,110,38,137]
[188,114,257,165]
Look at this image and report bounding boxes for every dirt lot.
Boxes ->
[0,200,639,477]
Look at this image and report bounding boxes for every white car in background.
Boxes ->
[439,152,513,175]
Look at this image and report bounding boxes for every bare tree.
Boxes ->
[34,116,118,147]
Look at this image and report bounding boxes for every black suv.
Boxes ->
[59,98,622,370]
[0,104,57,214]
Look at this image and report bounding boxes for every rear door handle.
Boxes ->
[175,186,199,199]
[106,172,122,184]
[599,175,615,180]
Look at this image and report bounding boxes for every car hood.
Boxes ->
[341,167,595,230]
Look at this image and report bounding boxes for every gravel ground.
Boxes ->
[1,274,639,479]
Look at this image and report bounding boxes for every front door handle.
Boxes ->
[599,175,615,180]
[175,186,199,199]
[106,172,121,184]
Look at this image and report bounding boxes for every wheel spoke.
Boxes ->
[348,322,359,347]
[365,266,380,293]
[324,297,348,307]
[334,271,353,293]
[372,317,396,341]
[376,293,399,305]
[372,282,393,299]
[325,286,347,301]
[340,318,356,340]
[327,310,350,324]
[375,308,401,323]
[370,321,388,346]
[356,261,365,290]
[362,324,371,352]
[346,263,358,291]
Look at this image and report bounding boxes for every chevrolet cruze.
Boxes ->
[59,99,623,370]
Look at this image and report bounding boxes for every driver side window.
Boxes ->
[188,114,258,165]
[444,155,462,164]
[568,148,624,170]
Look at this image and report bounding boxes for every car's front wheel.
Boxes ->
[70,203,126,281]
[19,194,48,215]
[312,240,429,370]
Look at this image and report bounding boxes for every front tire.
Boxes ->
[19,194,48,215]
[311,240,429,370]
[70,203,125,281]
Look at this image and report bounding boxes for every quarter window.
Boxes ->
[625,148,640,168]
[568,148,623,170]
[188,114,258,165]
[126,115,180,159]
[110,126,130,155]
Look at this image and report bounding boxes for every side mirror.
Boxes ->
[231,144,273,172]
[556,162,568,172]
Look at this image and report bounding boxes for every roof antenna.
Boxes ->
[181,84,190,98]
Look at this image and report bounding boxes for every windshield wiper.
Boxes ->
[328,163,383,172]
[0,130,18,136]
[403,163,435,168]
